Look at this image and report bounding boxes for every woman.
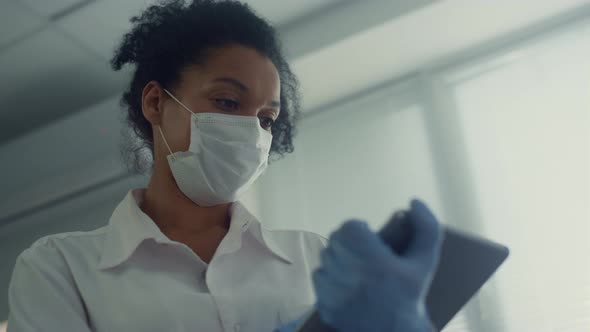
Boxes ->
[7,1,442,331]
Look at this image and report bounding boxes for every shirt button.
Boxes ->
[234,323,241,332]
[201,268,207,279]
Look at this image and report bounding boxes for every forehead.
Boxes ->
[180,45,280,96]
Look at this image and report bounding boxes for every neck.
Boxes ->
[140,163,232,239]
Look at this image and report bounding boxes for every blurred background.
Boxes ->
[0,0,589,331]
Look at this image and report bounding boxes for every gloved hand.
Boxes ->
[312,199,443,332]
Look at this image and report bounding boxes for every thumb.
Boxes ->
[403,199,443,265]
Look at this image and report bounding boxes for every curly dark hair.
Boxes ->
[111,0,301,173]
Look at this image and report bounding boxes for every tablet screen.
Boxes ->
[427,227,509,330]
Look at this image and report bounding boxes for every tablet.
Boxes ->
[296,225,509,331]
[427,226,509,329]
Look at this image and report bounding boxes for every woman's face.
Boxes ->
[144,44,281,158]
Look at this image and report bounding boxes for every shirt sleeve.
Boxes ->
[7,244,92,332]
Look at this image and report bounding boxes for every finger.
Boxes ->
[325,237,365,268]
[331,220,374,248]
[315,300,337,328]
[403,199,443,265]
[312,268,354,309]
[332,220,395,263]
[320,245,359,278]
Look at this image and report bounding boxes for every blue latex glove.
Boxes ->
[312,199,443,332]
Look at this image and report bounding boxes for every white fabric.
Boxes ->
[7,189,327,332]
[161,88,272,206]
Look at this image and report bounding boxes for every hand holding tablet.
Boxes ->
[295,200,509,332]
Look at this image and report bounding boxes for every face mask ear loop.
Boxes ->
[159,89,194,162]
[157,125,176,162]
[163,88,195,115]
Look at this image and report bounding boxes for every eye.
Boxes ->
[259,117,275,130]
[212,98,239,110]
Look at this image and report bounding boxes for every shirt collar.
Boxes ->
[98,189,292,270]
[98,189,172,270]
[229,201,293,264]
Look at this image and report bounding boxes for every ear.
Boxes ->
[141,81,165,126]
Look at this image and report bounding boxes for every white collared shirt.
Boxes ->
[7,189,327,332]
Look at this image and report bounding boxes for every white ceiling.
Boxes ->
[293,0,590,113]
[0,0,588,145]
[0,0,340,144]
[19,0,86,17]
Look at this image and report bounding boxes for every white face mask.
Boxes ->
[157,89,273,206]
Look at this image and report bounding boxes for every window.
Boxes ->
[256,81,445,235]
[438,18,590,331]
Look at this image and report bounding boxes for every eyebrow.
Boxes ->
[212,77,281,109]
